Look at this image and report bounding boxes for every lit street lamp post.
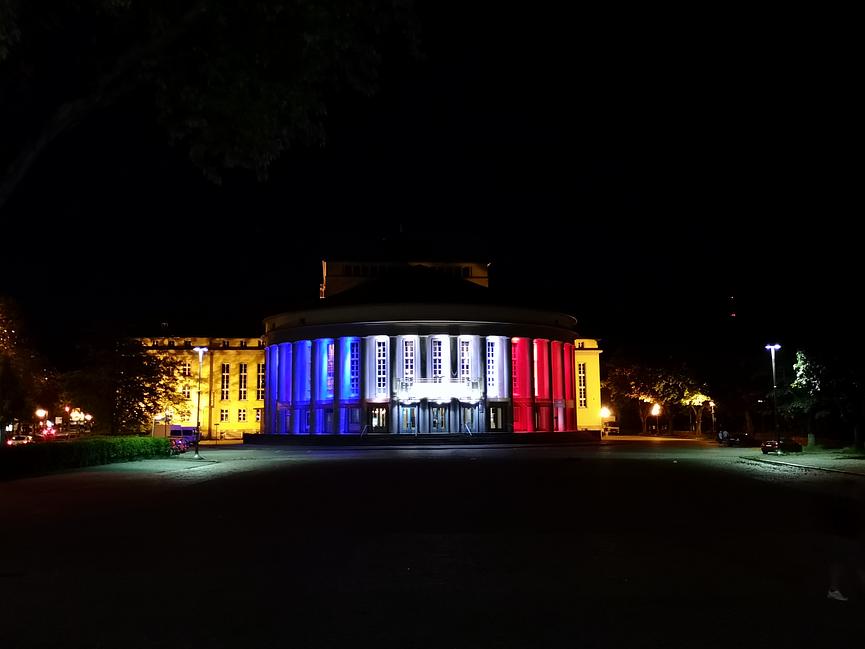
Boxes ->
[651,403,661,436]
[193,346,208,459]
[765,344,781,443]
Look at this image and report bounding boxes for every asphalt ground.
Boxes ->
[2,439,864,649]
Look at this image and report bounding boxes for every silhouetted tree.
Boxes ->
[0,0,419,209]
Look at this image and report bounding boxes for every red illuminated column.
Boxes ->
[551,341,564,431]
[511,337,534,432]
[533,339,552,432]
[563,343,576,430]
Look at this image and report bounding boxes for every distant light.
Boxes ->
[651,404,661,416]
[600,406,611,418]
[35,408,47,418]
[765,344,781,351]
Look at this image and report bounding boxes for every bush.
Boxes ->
[0,436,171,480]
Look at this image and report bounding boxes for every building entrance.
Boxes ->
[368,406,388,432]
[429,405,449,433]
[399,405,418,434]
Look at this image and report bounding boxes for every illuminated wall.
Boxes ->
[260,332,602,435]
[143,337,266,439]
[574,338,602,430]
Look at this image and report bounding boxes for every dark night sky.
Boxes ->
[0,2,855,368]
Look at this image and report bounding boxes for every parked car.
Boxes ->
[6,434,33,446]
[761,438,803,454]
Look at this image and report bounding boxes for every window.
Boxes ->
[221,340,229,348]
[220,409,229,422]
[221,363,230,400]
[256,363,265,400]
[240,340,247,348]
[486,340,495,390]
[326,342,335,394]
[254,408,262,422]
[432,339,442,380]
[512,344,519,392]
[376,340,387,392]
[578,362,587,408]
[577,341,585,349]
[238,363,248,400]
[350,341,360,395]
[181,385,191,399]
[460,339,470,381]
[181,362,191,376]
[238,408,247,422]
[403,338,415,381]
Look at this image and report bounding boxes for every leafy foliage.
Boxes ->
[62,338,188,435]
[0,0,419,206]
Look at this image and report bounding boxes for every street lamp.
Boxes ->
[35,408,47,434]
[709,401,716,436]
[765,344,781,443]
[651,403,661,435]
[192,346,208,459]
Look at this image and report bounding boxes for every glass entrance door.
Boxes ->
[400,405,418,434]
[430,405,449,433]
[461,406,476,433]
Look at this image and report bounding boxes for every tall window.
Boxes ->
[221,363,230,400]
[181,385,191,399]
[254,408,262,422]
[326,343,335,394]
[256,363,265,400]
[350,341,360,395]
[220,408,229,422]
[376,340,387,392]
[460,339,471,381]
[181,362,191,376]
[578,362,587,408]
[486,340,496,390]
[238,363,248,400]
[238,408,247,422]
[431,339,442,380]
[512,345,519,392]
[403,339,415,381]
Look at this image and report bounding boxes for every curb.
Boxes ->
[740,455,865,478]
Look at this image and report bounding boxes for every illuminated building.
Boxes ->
[143,337,265,439]
[263,261,602,435]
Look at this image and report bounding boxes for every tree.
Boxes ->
[62,338,188,435]
[0,296,45,440]
[604,364,659,434]
[0,0,419,209]
[681,389,712,437]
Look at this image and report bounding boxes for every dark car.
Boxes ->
[761,438,803,454]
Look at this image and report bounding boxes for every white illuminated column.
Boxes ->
[192,346,208,458]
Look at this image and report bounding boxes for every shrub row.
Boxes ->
[0,436,171,480]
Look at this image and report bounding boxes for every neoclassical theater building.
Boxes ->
[263,259,602,435]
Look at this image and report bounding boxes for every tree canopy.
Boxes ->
[0,0,418,209]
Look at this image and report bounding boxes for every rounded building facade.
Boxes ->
[263,303,602,435]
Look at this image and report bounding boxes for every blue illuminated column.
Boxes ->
[265,345,277,434]
[292,340,312,433]
[338,337,361,433]
[313,338,334,434]
[277,342,292,433]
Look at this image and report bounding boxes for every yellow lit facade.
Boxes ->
[574,338,602,431]
[142,336,265,439]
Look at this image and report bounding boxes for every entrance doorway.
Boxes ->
[368,406,388,432]
[400,405,418,434]
[429,405,449,433]
[461,406,477,433]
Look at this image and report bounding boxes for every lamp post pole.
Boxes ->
[193,346,208,459]
[765,344,781,443]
